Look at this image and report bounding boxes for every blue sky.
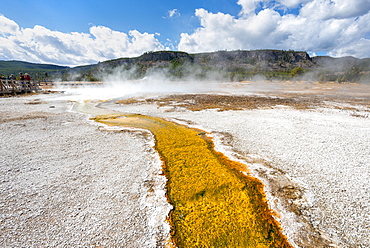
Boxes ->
[1,0,370,66]
[0,0,240,48]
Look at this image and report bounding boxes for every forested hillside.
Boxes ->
[0,61,68,80]
[1,50,370,83]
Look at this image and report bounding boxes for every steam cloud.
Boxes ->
[53,67,289,102]
[54,67,229,101]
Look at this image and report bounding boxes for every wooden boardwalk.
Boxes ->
[0,79,41,95]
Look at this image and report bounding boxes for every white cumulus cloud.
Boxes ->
[278,0,308,8]
[237,0,260,16]
[168,9,181,18]
[0,15,19,35]
[178,0,370,58]
[301,0,370,20]
[0,15,165,66]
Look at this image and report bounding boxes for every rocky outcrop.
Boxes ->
[138,51,193,63]
[97,51,193,70]
[192,50,314,70]
[312,56,370,70]
[95,50,316,75]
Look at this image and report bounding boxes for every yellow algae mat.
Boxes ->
[94,113,292,248]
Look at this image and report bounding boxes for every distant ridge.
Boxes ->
[1,50,370,82]
[0,60,69,71]
[95,50,370,73]
[97,50,315,71]
[0,60,69,80]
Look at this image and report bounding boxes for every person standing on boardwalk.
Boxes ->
[19,73,25,80]
[24,73,31,81]
[19,73,25,89]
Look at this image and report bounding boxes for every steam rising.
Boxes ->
[51,58,369,103]
[54,77,227,102]
[53,65,239,101]
[51,76,294,102]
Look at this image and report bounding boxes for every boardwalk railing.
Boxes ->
[0,79,41,95]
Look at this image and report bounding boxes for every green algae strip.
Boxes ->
[94,113,293,248]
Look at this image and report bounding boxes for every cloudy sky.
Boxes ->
[1,0,370,66]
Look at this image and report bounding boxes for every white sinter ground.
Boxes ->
[1,81,369,247]
[103,88,369,248]
[0,95,171,247]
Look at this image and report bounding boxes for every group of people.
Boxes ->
[0,72,39,93]
[19,73,31,81]
[0,73,31,81]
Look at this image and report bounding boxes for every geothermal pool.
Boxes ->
[1,80,369,247]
